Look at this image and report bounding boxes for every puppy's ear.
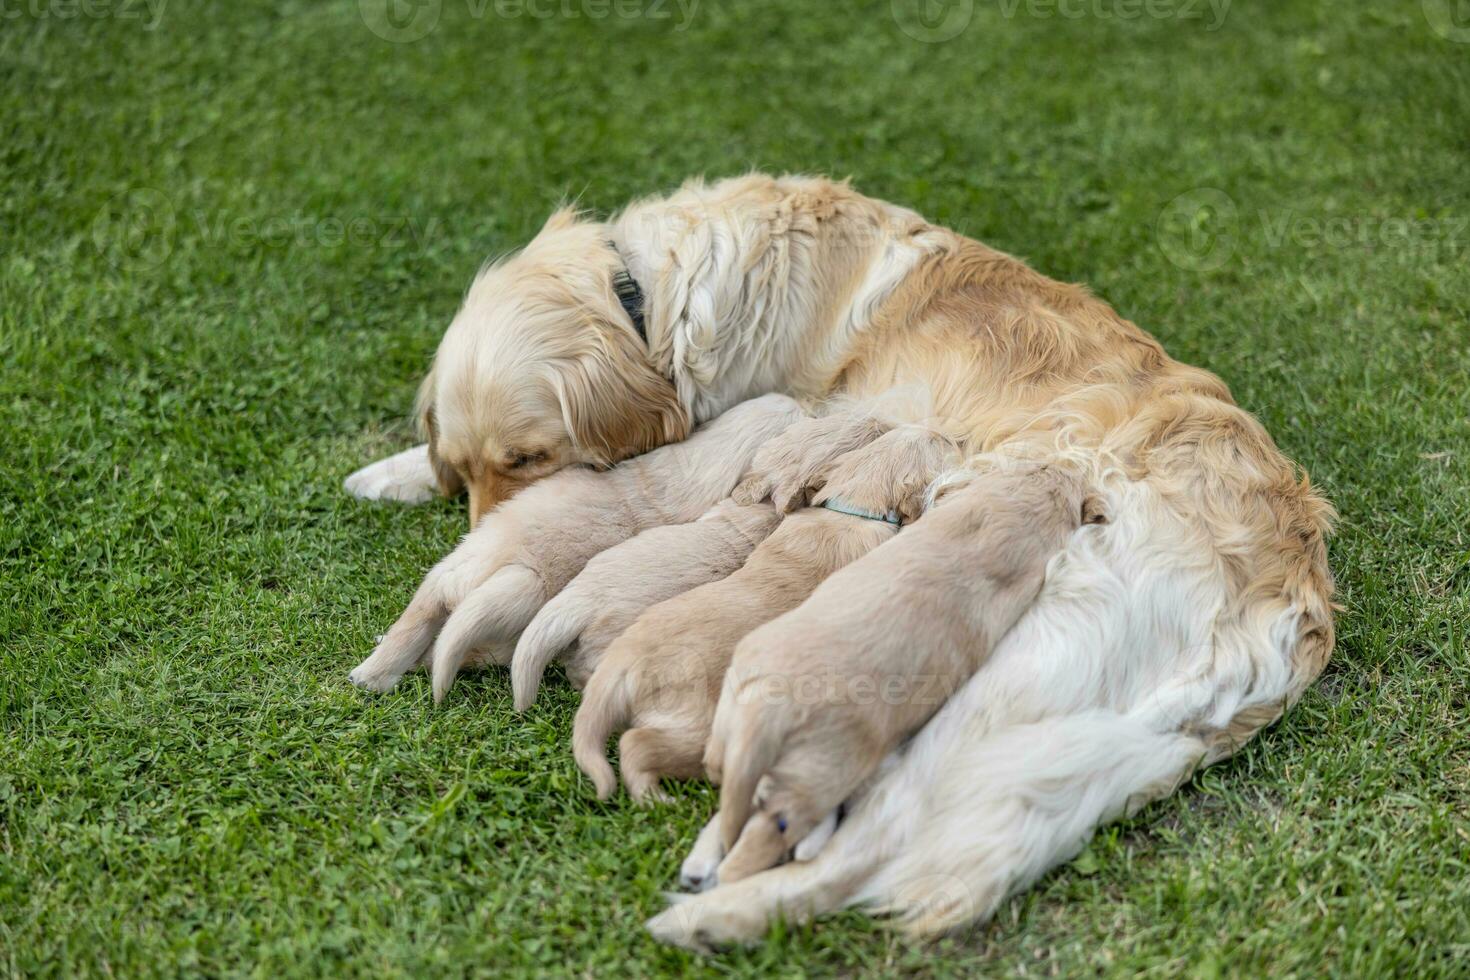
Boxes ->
[415,372,464,498]
[553,318,690,466]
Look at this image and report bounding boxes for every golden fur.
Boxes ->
[709,459,1091,884]
[353,173,1334,939]
[570,418,959,803]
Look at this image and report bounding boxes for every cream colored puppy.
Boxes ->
[708,459,1099,884]
[347,395,804,699]
[571,422,960,803]
[510,499,783,711]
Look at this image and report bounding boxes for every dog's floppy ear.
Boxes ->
[552,316,690,466]
[416,371,464,498]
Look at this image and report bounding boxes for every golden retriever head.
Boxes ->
[419,209,690,524]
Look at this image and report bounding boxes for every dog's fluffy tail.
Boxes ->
[717,705,790,851]
[511,589,591,711]
[571,664,637,799]
[860,710,1204,935]
[430,564,545,703]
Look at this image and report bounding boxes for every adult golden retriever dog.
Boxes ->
[346,174,1334,943]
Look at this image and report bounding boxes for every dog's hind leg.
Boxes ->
[619,727,705,805]
[430,565,545,702]
[511,589,593,711]
[648,835,878,952]
[349,599,446,692]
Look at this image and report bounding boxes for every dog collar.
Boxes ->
[820,497,903,527]
[607,241,648,346]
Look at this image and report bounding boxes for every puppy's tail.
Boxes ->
[430,564,545,703]
[511,589,591,712]
[717,705,789,851]
[572,663,636,800]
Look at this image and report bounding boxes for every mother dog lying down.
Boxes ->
[346,173,1335,937]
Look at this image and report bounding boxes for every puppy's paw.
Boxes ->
[679,853,720,893]
[680,813,725,892]
[347,660,404,693]
[344,445,439,503]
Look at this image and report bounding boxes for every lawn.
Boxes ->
[2,0,1468,975]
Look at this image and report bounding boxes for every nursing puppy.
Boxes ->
[707,458,1098,884]
[347,394,804,698]
[571,422,960,803]
[510,499,783,711]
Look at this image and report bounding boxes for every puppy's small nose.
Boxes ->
[679,872,703,891]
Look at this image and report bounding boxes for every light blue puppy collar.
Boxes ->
[820,496,903,527]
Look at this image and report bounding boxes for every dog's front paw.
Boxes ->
[344,445,439,503]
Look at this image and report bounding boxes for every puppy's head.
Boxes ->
[811,424,962,524]
[420,209,689,524]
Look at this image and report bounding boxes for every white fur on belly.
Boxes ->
[343,444,438,503]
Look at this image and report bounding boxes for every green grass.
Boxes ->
[2,0,1468,975]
